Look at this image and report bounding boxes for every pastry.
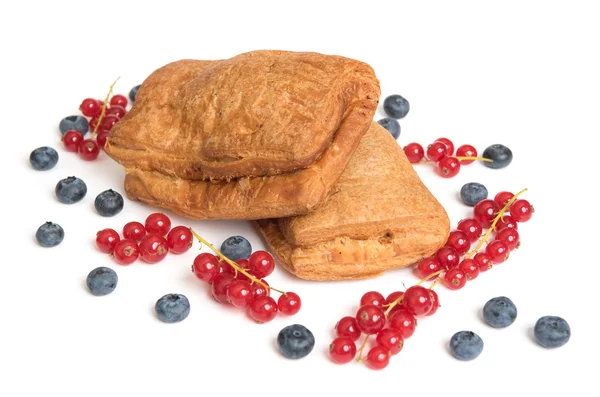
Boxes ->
[256,122,450,280]
[105,50,380,219]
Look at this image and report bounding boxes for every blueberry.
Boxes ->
[55,176,87,204]
[220,236,252,261]
[383,94,410,119]
[95,189,124,217]
[449,331,484,361]
[155,294,190,323]
[129,85,141,102]
[59,115,89,135]
[483,296,517,328]
[460,182,488,206]
[277,324,315,359]
[36,222,64,247]
[482,144,513,169]
[86,267,118,296]
[534,316,570,348]
[30,146,59,171]
[377,118,401,139]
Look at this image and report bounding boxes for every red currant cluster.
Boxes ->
[403,137,487,178]
[95,212,193,265]
[190,231,301,324]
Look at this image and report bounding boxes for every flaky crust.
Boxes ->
[256,122,450,280]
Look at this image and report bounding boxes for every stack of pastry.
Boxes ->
[105,50,450,281]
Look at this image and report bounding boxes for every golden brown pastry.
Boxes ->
[256,122,450,280]
[105,50,380,219]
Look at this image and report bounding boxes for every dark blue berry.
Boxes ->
[86,267,118,296]
[155,294,190,323]
[59,115,89,135]
[483,296,517,328]
[383,94,410,119]
[277,324,315,359]
[36,222,64,247]
[534,316,570,348]
[129,85,141,102]
[449,331,484,361]
[220,236,252,261]
[460,182,488,206]
[377,118,401,139]
[95,189,124,217]
[30,146,59,171]
[482,144,513,169]
[55,176,87,204]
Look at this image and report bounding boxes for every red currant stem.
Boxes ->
[429,277,443,290]
[416,269,444,285]
[383,295,405,317]
[456,156,493,163]
[91,77,120,137]
[189,228,285,295]
[356,335,370,362]
[466,188,529,259]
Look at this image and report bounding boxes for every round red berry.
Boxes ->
[192,253,220,283]
[473,199,500,227]
[89,117,99,131]
[417,257,442,280]
[510,199,533,222]
[403,286,433,316]
[80,98,102,118]
[426,290,440,316]
[227,280,253,308]
[459,258,480,280]
[494,191,514,207]
[335,316,361,341]
[435,246,459,269]
[366,346,391,370]
[446,230,471,255]
[385,291,405,307]
[96,130,109,150]
[403,143,425,163]
[62,130,84,152]
[112,239,139,265]
[278,292,302,315]
[251,279,269,299]
[212,274,235,304]
[105,105,126,119]
[486,240,510,263]
[474,252,493,272]
[78,139,100,161]
[99,114,120,132]
[96,228,120,253]
[145,213,171,235]
[457,218,483,243]
[356,304,386,334]
[139,234,169,264]
[219,259,237,276]
[388,308,417,339]
[376,328,404,355]
[497,215,518,231]
[123,221,146,241]
[435,138,455,156]
[248,250,275,278]
[438,156,461,178]
[166,226,193,254]
[329,337,356,364]
[109,94,128,108]
[495,228,520,251]
[360,291,385,308]
[248,296,278,323]
[443,268,467,290]
[426,141,447,162]
[456,144,477,164]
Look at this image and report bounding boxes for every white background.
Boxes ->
[1,1,599,396]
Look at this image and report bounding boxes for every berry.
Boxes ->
[459,258,480,280]
[474,252,493,272]
[443,268,467,290]
[486,240,509,264]
[356,304,386,334]
[427,290,440,316]
[96,228,120,253]
[510,199,533,222]
[251,279,269,299]
[435,138,455,156]
[248,296,278,323]
[376,328,404,355]
[383,94,410,119]
[404,143,425,163]
[460,182,488,206]
[388,308,417,339]
[129,85,141,102]
[277,324,315,359]
[55,176,87,204]
[534,316,570,348]
[89,116,99,131]
[329,337,357,364]
[78,139,100,161]
[80,98,102,117]
[456,144,477,164]
[248,250,275,278]
[86,267,118,296]
[426,141,447,162]
[495,228,520,250]
[109,94,128,108]
[385,291,405,307]
[105,105,126,119]
[145,213,171,235]
[220,236,252,260]
[482,144,513,169]
[96,130,109,150]
[36,221,64,247]
[497,215,518,231]
[494,191,514,207]
[335,316,361,341]
[211,274,235,304]
[483,296,517,328]
[403,286,433,316]
[446,230,471,255]
[123,221,146,241]
[167,226,193,254]
[457,218,483,243]
[192,253,220,283]
[377,118,400,139]
[139,234,169,263]
[155,293,190,323]
[366,346,391,370]
[94,189,124,217]
[30,146,59,171]
[99,114,120,132]
[449,331,484,361]
[278,292,302,315]
[417,257,442,280]
[473,199,500,227]
[227,280,253,308]
[435,246,459,269]
[62,130,84,152]
[59,115,88,135]
[438,156,461,178]
[360,291,385,308]
[112,239,139,265]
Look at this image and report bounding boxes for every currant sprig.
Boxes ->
[92,77,120,137]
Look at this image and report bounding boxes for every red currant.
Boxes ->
[78,139,100,161]
[438,156,461,178]
[96,130,109,149]
[388,308,417,339]
[356,304,386,334]
[248,296,278,323]
[109,94,128,108]
[366,346,391,370]
[510,199,533,222]
[486,240,510,264]
[495,228,520,251]
[435,246,459,269]
[426,290,440,316]
[473,199,500,227]
[192,253,220,283]
[227,280,253,308]
[494,191,514,207]
[248,250,275,278]
[105,105,126,119]
[474,252,493,272]
[456,144,477,164]
[166,226,193,254]
[329,337,356,364]
[335,316,361,341]
[123,221,146,241]
[233,259,253,281]
[112,239,139,265]
[80,98,102,118]
[219,259,237,276]
[139,234,169,263]
[95,228,120,253]
[360,291,385,308]
[403,286,433,315]
[497,215,518,231]
[376,328,404,355]
[251,279,269,299]
[385,291,405,306]
[435,138,455,156]
[212,274,235,304]
[99,114,120,131]
[417,257,442,280]
[457,218,483,243]
[89,116,99,131]
[278,292,302,315]
[443,268,467,290]
[446,230,471,255]
[145,213,171,235]
[63,130,84,152]
[459,258,480,280]
[403,143,425,163]
[426,141,447,162]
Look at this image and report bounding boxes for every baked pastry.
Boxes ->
[105,50,380,219]
[256,122,450,280]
